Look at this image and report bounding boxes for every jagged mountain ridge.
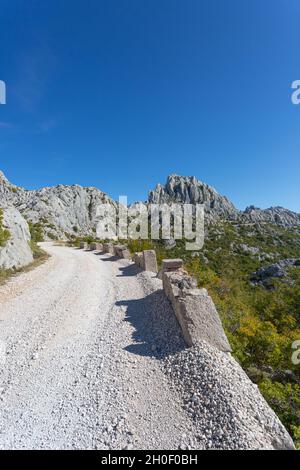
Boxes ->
[1,171,300,240]
[148,174,300,228]
[148,174,239,222]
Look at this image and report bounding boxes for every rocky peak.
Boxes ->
[148,174,239,221]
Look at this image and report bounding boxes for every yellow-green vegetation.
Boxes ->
[183,223,300,447]
[0,208,10,247]
[70,235,101,247]
[127,222,300,445]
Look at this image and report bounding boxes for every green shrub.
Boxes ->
[259,379,300,447]
[28,222,44,243]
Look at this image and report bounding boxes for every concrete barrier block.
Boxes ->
[80,241,88,250]
[162,259,183,270]
[143,250,158,273]
[119,248,131,260]
[90,242,97,251]
[158,259,187,279]
[162,271,232,353]
[103,243,114,254]
[95,243,103,251]
[113,245,120,255]
[162,270,197,299]
[114,245,127,257]
[134,252,144,269]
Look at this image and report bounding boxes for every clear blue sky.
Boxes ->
[0,0,299,210]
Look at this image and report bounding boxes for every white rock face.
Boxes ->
[0,171,116,239]
[244,205,300,227]
[0,207,33,270]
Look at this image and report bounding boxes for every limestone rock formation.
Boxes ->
[1,171,300,242]
[251,258,300,287]
[0,206,33,269]
[148,174,238,222]
[148,174,300,228]
[0,171,116,239]
[244,205,300,228]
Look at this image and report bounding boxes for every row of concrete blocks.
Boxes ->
[79,241,103,251]
[79,241,231,352]
[79,241,131,260]
[102,242,131,260]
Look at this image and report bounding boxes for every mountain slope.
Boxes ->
[0,171,115,239]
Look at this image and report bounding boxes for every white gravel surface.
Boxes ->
[0,243,194,450]
[0,243,294,450]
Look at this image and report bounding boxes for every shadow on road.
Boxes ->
[99,255,119,261]
[117,264,141,277]
[116,289,186,359]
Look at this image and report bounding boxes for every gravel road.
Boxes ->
[0,243,294,450]
[0,243,194,450]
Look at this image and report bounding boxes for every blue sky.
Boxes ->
[0,0,299,210]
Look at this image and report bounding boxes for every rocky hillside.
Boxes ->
[149,174,300,229]
[1,171,300,240]
[244,205,300,229]
[0,171,115,240]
